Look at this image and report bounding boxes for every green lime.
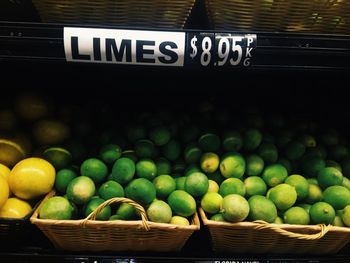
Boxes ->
[325,160,342,172]
[170,215,190,226]
[246,154,264,176]
[66,176,96,205]
[305,183,323,204]
[99,144,122,164]
[274,216,284,224]
[307,178,319,185]
[175,176,186,191]
[43,147,72,170]
[162,139,181,161]
[198,133,220,152]
[342,176,350,191]
[248,195,277,223]
[201,192,223,214]
[329,145,348,161]
[341,205,350,226]
[39,196,73,220]
[283,206,310,225]
[208,179,219,193]
[136,159,157,180]
[299,203,312,214]
[308,146,328,159]
[300,155,326,177]
[219,152,245,179]
[172,159,186,174]
[98,180,124,200]
[111,157,135,185]
[84,197,111,220]
[147,200,172,223]
[55,168,78,194]
[222,194,249,222]
[244,176,267,197]
[317,167,343,189]
[285,174,309,201]
[222,131,242,152]
[181,125,200,143]
[268,184,297,211]
[80,158,108,184]
[262,164,288,187]
[219,178,245,197]
[332,215,345,227]
[135,139,155,158]
[210,213,225,222]
[277,158,293,175]
[276,130,293,149]
[243,129,262,152]
[323,186,350,210]
[156,158,172,176]
[310,202,335,224]
[258,143,278,164]
[208,170,224,185]
[285,141,306,160]
[125,178,156,206]
[109,215,124,220]
[149,126,171,146]
[121,150,138,163]
[115,203,138,220]
[200,152,220,173]
[127,125,146,142]
[168,190,196,217]
[185,164,201,176]
[299,134,317,148]
[153,175,176,199]
[184,143,202,164]
[185,172,209,198]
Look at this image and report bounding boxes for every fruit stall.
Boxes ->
[1,1,350,263]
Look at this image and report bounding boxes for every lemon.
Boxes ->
[33,119,70,145]
[0,197,32,218]
[0,176,9,208]
[0,163,11,182]
[0,139,26,168]
[9,157,55,200]
[15,93,49,121]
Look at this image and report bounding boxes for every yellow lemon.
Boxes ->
[0,139,26,168]
[9,157,55,200]
[0,176,9,208]
[0,163,11,183]
[0,197,32,218]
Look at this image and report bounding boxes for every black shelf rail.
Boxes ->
[0,22,350,70]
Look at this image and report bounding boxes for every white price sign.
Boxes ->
[64,27,185,66]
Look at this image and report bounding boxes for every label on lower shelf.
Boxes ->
[64,27,257,68]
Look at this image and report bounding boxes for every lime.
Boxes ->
[125,178,156,206]
[329,145,348,161]
[243,129,262,151]
[246,155,264,176]
[168,190,196,217]
[80,158,108,184]
[284,206,310,225]
[300,155,325,177]
[149,126,171,146]
[43,147,72,170]
[99,144,122,164]
[115,203,138,220]
[262,164,288,187]
[310,202,335,224]
[285,174,309,201]
[323,186,350,210]
[277,158,292,175]
[258,143,278,164]
[305,184,323,204]
[342,176,350,191]
[219,178,245,197]
[111,157,135,185]
[248,195,277,223]
[244,176,267,197]
[268,184,297,211]
[55,168,78,194]
[135,139,155,158]
[121,150,138,163]
[208,170,224,185]
[307,178,319,185]
[332,215,345,227]
[170,216,190,226]
[184,164,201,176]
[308,146,327,159]
[222,131,242,152]
[210,213,226,222]
[341,205,350,226]
[201,192,223,214]
[185,172,209,197]
[175,176,186,191]
[274,216,284,224]
[299,203,312,214]
[184,143,202,164]
[84,197,111,220]
[208,179,219,193]
[180,125,200,143]
[325,160,342,172]
[136,159,157,180]
[317,167,343,189]
[299,134,317,148]
[66,176,96,205]
[172,159,186,174]
[147,200,172,223]
[127,125,146,142]
[98,180,124,200]
[276,130,293,148]
[109,215,123,220]
[222,194,249,223]
[200,152,220,173]
[153,175,176,199]
[156,158,172,176]
[39,196,73,220]
[198,133,220,152]
[162,139,181,161]
[219,152,245,179]
[285,141,306,160]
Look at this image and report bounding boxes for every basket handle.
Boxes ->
[81,197,150,231]
[253,220,332,240]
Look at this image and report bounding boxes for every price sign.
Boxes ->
[186,32,215,67]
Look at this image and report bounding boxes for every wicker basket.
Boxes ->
[32,0,196,29]
[199,208,350,255]
[206,0,350,34]
[30,191,200,252]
